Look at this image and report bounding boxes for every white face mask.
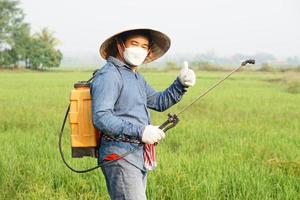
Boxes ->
[123,46,148,66]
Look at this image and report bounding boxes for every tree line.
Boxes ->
[0,0,62,69]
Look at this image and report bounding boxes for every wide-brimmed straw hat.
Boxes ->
[99,28,171,64]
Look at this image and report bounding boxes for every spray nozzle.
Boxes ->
[241,59,255,66]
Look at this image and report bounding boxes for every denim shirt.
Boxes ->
[91,56,188,171]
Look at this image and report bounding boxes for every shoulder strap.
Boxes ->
[86,69,99,83]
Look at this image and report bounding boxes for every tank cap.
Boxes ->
[74,81,90,88]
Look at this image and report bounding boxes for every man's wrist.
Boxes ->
[138,125,146,141]
[176,76,189,91]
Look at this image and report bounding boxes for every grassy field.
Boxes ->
[0,69,299,200]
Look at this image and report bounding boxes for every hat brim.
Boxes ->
[99,28,171,64]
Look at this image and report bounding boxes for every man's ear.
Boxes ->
[147,48,152,59]
[115,38,125,56]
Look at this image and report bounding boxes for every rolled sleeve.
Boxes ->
[145,76,188,112]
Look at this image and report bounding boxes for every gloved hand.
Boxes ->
[178,61,196,87]
[141,125,165,144]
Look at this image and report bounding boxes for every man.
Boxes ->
[91,28,196,200]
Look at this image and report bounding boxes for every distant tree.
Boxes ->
[33,27,61,47]
[26,36,62,70]
[191,61,219,71]
[0,0,25,67]
[254,52,275,64]
[286,56,300,65]
[259,63,275,72]
[0,0,24,47]
[0,48,17,66]
[165,61,178,70]
[11,23,32,67]
[0,0,62,69]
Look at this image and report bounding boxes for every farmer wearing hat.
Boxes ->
[91,28,196,200]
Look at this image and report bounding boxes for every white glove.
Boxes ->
[141,125,165,144]
[178,61,196,87]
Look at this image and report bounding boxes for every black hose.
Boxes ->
[58,104,143,173]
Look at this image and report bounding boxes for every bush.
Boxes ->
[191,61,224,71]
[287,81,300,94]
[164,61,179,70]
[259,63,276,72]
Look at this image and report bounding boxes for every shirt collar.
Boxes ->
[107,56,132,71]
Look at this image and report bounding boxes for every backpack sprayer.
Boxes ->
[58,59,255,173]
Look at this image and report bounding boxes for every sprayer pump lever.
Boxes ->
[159,113,180,133]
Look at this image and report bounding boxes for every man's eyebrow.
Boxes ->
[130,39,149,47]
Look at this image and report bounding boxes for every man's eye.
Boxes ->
[131,41,138,46]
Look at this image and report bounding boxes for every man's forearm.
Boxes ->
[147,77,188,112]
[93,110,144,140]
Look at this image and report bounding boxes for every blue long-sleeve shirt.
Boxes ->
[91,56,188,171]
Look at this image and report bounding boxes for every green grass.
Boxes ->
[0,70,299,199]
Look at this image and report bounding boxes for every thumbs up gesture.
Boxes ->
[178,61,196,87]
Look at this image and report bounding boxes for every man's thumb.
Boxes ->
[183,61,189,71]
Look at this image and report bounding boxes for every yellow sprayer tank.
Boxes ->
[69,81,101,158]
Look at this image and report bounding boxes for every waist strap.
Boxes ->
[102,134,141,144]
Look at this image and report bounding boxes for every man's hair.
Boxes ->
[109,30,152,57]
[118,30,152,45]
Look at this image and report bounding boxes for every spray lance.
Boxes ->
[59,59,255,173]
[158,59,255,132]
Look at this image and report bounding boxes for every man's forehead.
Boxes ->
[125,34,150,43]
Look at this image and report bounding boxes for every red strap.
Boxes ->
[104,153,121,161]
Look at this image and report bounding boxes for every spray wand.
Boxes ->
[158,59,255,132]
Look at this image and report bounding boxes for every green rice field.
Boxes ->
[0,69,299,199]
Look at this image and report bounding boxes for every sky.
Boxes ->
[20,0,300,60]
